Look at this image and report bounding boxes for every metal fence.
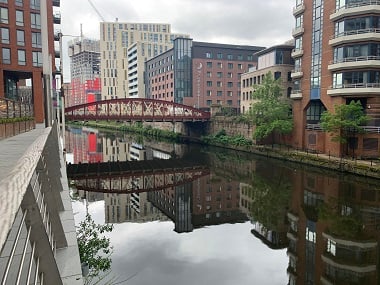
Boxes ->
[0,98,34,119]
[0,126,68,284]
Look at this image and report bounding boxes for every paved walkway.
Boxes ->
[0,124,46,181]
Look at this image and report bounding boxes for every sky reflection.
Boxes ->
[73,200,288,285]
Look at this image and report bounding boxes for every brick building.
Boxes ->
[0,0,59,123]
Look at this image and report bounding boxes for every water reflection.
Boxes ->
[66,126,380,285]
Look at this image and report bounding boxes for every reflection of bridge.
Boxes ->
[65,99,210,122]
[67,159,210,194]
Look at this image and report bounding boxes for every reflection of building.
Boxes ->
[145,38,265,111]
[286,168,380,285]
[240,42,294,114]
[102,136,129,162]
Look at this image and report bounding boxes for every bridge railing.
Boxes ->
[0,125,72,285]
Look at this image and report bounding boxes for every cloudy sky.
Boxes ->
[59,0,295,80]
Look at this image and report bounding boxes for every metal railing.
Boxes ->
[330,55,380,65]
[0,125,67,284]
[0,98,34,119]
[334,0,380,13]
[307,124,380,133]
[330,82,380,89]
[331,28,380,40]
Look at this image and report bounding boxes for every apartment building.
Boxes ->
[0,0,59,123]
[240,42,294,114]
[145,37,264,111]
[291,0,380,157]
[68,38,100,107]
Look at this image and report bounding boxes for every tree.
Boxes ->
[77,214,114,285]
[248,72,293,144]
[320,100,370,157]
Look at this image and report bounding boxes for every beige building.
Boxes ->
[240,43,294,114]
[100,21,188,100]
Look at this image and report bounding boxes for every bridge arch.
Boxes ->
[65,98,210,122]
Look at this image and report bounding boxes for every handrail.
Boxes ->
[330,55,380,64]
[331,82,380,89]
[331,28,380,40]
[334,0,380,13]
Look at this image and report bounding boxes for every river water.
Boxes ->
[66,126,380,285]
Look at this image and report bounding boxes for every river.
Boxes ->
[66,126,380,285]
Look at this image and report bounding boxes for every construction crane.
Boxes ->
[88,0,105,22]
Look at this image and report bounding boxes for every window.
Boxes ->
[16,10,23,26]
[217,62,222,68]
[237,55,243,60]
[31,32,41,48]
[0,0,7,3]
[30,0,40,10]
[16,30,25,46]
[206,71,211,78]
[227,91,233,96]
[15,0,23,6]
[217,72,223,78]
[217,91,222,96]
[2,48,10,64]
[217,81,222,87]
[247,55,253,61]
[206,61,212,68]
[227,100,232,105]
[207,81,212,87]
[227,54,233,60]
[32,51,42,66]
[1,28,9,44]
[31,13,41,29]
[206,100,212,106]
[238,64,243,70]
[0,7,8,24]
[217,52,223,59]
[295,14,303,28]
[227,72,233,78]
[206,90,212,96]
[228,63,233,69]
[18,49,26,65]
[227,82,233,87]
[206,52,212,58]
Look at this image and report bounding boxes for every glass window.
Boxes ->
[0,7,8,24]
[31,32,41,48]
[206,100,212,106]
[217,53,223,59]
[0,0,7,3]
[228,63,233,69]
[207,81,212,87]
[1,28,9,44]
[237,55,243,60]
[16,30,24,46]
[16,10,23,26]
[227,82,233,87]
[18,49,26,65]
[2,48,10,64]
[206,52,212,58]
[227,54,233,60]
[217,72,223,78]
[31,13,41,29]
[15,0,23,6]
[206,62,212,68]
[32,51,42,66]
[217,91,222,96]
[30,0,40,10]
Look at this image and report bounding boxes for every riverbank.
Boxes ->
[68,120,380,180]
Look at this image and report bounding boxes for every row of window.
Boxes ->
[151,82,174,91]
[1,27,41,47]
[2,47,42,66]
[205,90,237,97]
[0,7,41,28]
[206,71,242,78]
[0,0,40,9]
[205,52,253,61]
[206,81,236,87]
[205,61,252,69]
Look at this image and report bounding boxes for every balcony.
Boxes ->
[329,28,380,46]
[53,12,61,24]
[293,3,305,16]
[331,1,380,21]
[328,56,380,71]
[53,0,60,7]
[291,68,303,79]
[292,26,304,37]
[290,90,303,99]
[328,83,380,96]
[322,254,376,273]
[291,48,304,58]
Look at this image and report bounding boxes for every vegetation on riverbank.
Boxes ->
[0,116,34,124]
[201,129,253,147]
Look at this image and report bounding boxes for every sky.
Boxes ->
[59,0,295,81]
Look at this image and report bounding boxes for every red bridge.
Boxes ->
[65,98,210,122]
